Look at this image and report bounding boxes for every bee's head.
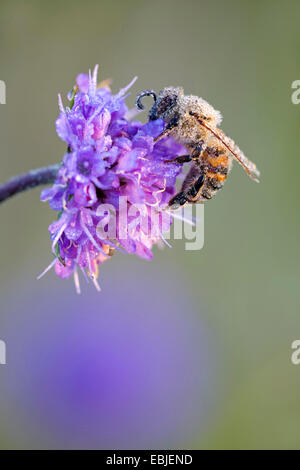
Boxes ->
[136,87,183,122]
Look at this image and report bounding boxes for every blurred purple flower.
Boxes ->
[0,271,218,449]
[41,66,184,290]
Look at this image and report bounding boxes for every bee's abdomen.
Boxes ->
[200,148,232,200]
[170,144,232,207]
[205,151,230,174]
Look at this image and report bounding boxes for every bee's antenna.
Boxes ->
[136,90,157,110]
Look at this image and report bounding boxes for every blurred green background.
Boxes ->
[0,0,300,449]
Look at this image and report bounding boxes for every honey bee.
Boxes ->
[136,87,260,210]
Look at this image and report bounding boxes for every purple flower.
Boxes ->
[41,66,185,290]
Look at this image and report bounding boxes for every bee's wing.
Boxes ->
[215,129,260,183]
[190,112,260,182]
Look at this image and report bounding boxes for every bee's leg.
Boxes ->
[165,154,192,164]
[167,191,188,210]
[191,141,204,158]
[185,174,206,200]
[168,174,206,210]
[154,114,180,143]
[154,129,171,143]
[165,140,205,164]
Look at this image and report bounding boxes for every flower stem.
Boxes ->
[0,164,60,204]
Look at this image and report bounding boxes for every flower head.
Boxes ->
[41,66,184,291]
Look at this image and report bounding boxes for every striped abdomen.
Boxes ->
[179,142,231,202]
[167,141,232,209]
[196,144,232,201]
